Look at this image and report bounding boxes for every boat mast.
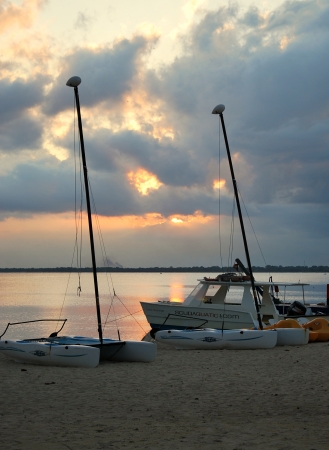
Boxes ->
[66,76,103,343]
[212,104,263,330]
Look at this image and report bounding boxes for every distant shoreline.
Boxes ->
[0,266,328,273]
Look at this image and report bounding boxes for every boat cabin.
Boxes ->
[182,278,309,324]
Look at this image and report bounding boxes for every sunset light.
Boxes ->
[0,0,327,272]
[213,179,226,190]
[127,168,163,195]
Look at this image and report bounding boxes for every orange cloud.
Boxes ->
[213,179,226,190]
[0,0,44,33]
[127,168,163,195]
[169,211,212,226]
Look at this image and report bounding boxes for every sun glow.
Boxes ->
[213,179,226,190]
[280,35,293,50]
[169,283,185,303]
[127,168,163,195]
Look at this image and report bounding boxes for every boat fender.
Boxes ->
[240,331,244,334]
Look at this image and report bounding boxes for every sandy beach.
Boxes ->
[1,339,329,450]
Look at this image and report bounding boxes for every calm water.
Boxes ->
[0,272,328,340]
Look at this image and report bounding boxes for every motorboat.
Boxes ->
[141,274,312,336]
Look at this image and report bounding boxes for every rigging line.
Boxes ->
[56,94,80,328]
[78,131,84,280]
[104,292,150,332]
[72,94,83,291]
[228,197,235,268]
[88,181,116,299]
[87,180,119,331]
[102,307,150,334]
[218,118,223,268]
[88,182,148,332]
[87,175,148,334]
[237,186,270,277]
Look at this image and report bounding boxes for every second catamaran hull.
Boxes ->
[155,328,278,350]
[47,336,157,363]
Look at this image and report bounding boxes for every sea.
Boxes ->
[0,272,328,341]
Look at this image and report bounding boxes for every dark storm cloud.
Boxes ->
[0,114,43,151]
[0,157,140,217]
[0,77,46,151]
[106,130,204,187]
[0,77,45,123]
[0,158,75,214]
[44,33,158,115]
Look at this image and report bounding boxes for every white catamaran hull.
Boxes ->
[155,328,277,350]
[0,339,100,368]
[275,328,309,346]
[48,336,157,362]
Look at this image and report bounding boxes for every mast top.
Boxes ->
[66,76,81,87]
[212,104,225,114]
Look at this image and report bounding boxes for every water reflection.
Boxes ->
[0,272,328,340]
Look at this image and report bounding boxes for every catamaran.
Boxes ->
[0,76,157,367]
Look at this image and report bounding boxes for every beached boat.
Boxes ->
[155,328,277,350]
[300,318,329,342]
[0,77,156,367]
[0,340,100,368]
[141,104,328,339]
[141,276,318,335]
[263,319,309,346]
[234,257,329,319]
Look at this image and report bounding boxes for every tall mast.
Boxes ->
[212,104,263,330]
[66,76,103,343]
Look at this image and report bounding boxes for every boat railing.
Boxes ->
[0,319,67,339]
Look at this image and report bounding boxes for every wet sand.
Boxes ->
[1,339,329,450]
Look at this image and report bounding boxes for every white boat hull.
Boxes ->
[155,328,277,350]
[48,336,157,363]
[275,328,309,346]
[0,339,100,368]
[141,302,256,331]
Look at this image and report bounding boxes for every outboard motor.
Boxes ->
[286,301,307,316]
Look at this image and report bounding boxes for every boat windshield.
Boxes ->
[184,283,208,303]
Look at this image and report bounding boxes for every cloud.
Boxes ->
[1,1,329,266]
[44,33,159,116]
[0,0,45,33]
[0,76,48,151]
[74,11,95,32]
[0,76,45,123]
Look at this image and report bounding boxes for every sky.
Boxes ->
[0,0,328,269]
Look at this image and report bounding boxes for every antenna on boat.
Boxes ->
[66,76,104,344]
[212,104,263,330]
